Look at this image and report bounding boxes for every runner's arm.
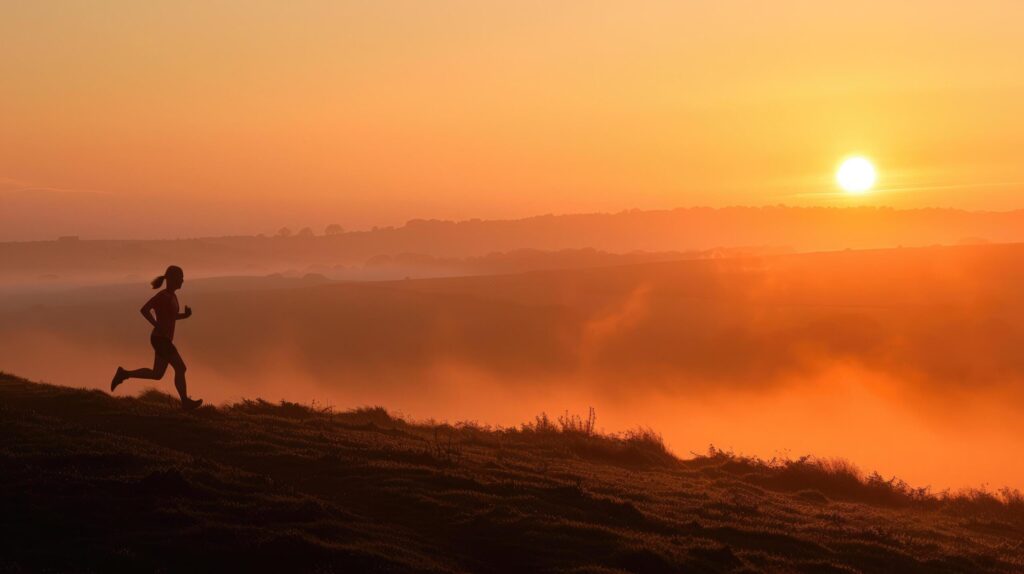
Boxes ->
[140,295,160,328]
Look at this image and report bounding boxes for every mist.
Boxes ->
[4,242,1024,489]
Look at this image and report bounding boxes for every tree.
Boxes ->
[324,224,344,236]
[297,227,315,238]
[276,227,293,238]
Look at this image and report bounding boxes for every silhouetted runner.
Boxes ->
[110,265,203,410]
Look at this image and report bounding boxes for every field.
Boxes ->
[2,372,1021,573]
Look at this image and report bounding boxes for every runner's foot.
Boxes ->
[181,397,203,411]
[110,367,126,392]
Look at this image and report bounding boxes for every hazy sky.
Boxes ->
[3,1,1023,239]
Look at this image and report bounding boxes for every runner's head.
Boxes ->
[151,265,184,290]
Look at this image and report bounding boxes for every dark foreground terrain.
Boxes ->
[1,373,1022,573]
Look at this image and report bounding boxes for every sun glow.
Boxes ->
[836,157,877,194]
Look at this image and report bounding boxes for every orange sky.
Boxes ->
[3,1,1024,238]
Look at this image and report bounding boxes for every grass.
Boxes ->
[1,371,1023,573]
[695,445,1024,514]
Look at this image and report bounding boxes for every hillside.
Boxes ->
[2,373,1022,573]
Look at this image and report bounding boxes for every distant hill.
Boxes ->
[1,373,1021,573]
[6,206,1024,285]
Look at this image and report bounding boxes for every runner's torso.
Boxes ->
[151,290,179,340]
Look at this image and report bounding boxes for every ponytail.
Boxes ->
[152,265,183,289]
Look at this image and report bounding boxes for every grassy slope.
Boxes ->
[1,373,1021,574]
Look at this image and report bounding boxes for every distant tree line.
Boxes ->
[274,224,345,238]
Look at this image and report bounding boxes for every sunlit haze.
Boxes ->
[2,1,1024,239]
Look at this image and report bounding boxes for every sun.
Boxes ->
[836,156,877,193]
